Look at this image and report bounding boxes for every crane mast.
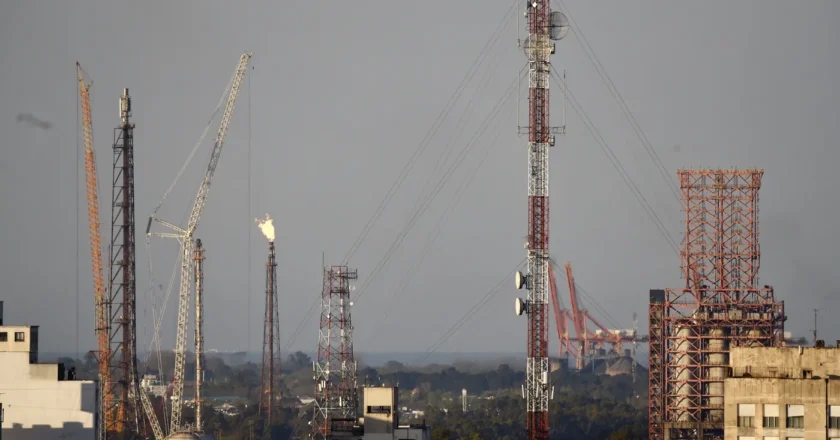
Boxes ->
[194,239,206,433]
[76,62,113,440]
[147,52,252,435]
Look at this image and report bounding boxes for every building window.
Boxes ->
[14,332,24,342]
[763,404,779,428]
[738,404,755,427]
[831,406,840,429]
[0,332,6,342]
[367,406,391,415]
[786,404,804,429]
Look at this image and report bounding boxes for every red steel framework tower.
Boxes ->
[648,169,785,440]
[260,241,281,428]
[312,266,359,439]
[107,88,143,438]
[513,4,567,440]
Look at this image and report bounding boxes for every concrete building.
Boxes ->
[358,386,430,440]
[724,343,840,440]
[0,302,97,440]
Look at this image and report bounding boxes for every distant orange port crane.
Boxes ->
[548,260,644,372]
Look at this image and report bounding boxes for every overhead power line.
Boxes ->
[282,3,517,352]
[552,0,680,203]
[550,68,679,254]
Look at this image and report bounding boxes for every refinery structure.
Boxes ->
[648,169,786,440]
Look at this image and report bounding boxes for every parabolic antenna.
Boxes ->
[515,297,525,316]
[515,271,525,290]
[549,11,570,41]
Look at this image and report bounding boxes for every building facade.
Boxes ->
[359,386,430,440]
[725,344,840,440]
[0,303,98,440]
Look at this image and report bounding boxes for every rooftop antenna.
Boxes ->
[811,308,819,346]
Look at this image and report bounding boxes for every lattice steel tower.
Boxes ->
[107,88,143,438]
[648,169,785,440]
[260,241,281,428]
[312,266,359,439]
[194,238,206,433]
[513,4,568,440]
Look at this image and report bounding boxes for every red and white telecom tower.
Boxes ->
[312,265,359,439]
[513,4,568,440]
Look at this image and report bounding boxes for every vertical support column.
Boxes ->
[194,239,205,432]
[648,290,665,440]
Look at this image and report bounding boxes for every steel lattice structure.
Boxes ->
[107,88,143,439]
[312,266,358,439]
[147,53,251,436]
[648,169,785,440]
[194,239,206,433]
[260,242,281,428]
[514,3,568,440]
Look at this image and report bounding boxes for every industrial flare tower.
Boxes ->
[312,266,359,439]
[260,241,281,427]
[513,4,567,440]
[648,169,785,440]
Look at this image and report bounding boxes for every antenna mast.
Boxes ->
[513,5,568,440]
[312,266,359,439]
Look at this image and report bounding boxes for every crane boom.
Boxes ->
[166,52,252,433]
[76,62,113,440]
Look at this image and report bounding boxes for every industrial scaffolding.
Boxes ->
[648,169,785,440]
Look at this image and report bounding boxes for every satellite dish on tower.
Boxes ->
[515,297,525,316]
[549,11,570,41]
[515,271,526,290]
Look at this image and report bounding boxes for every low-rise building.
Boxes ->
[360,386,430,440]
[0,302,97,440]
[725,343,840,440]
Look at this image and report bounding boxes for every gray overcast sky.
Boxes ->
[1,1,839,356]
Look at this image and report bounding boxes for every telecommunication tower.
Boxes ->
[108,87,143,438]
[312,266,359,439]
[260,241,281,428]
[513,4,568,440]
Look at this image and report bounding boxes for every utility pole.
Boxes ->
[513,4,568,440]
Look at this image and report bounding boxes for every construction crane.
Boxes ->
[147,52,252,436]
[76,62,114,440]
